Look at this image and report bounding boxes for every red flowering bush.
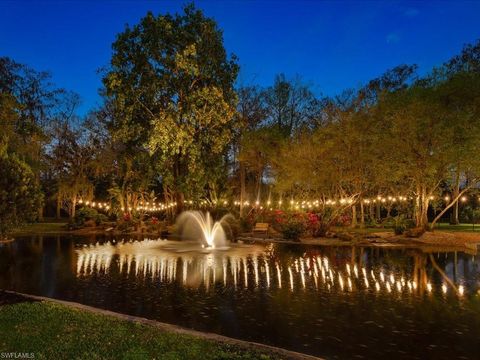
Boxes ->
[273,211,308,241]
[306,212,319,231]
[304,212,329,237]
[273,211,335,238]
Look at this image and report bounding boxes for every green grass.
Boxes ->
[331,226,393,234]
[0,302,275,360]
[12,222,68,235]
[432,222,480,232]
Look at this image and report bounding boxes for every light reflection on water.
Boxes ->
[1,236,480,359]
[75,239,472,298]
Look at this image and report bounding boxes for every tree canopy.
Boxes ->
[103,5,239,212]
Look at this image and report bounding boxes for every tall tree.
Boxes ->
[49,120,97,219]
[235,85,267,215]
[0,147,43,238]
[0,57,67,219]
[263,74,320,136]
[103,5,239,213]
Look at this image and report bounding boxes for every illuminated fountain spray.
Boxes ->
[176,211,231,248]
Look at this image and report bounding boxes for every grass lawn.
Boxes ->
[331,226,393,234]
[0,301,275,360]
[12,222,68,236]
[433,223,480,232]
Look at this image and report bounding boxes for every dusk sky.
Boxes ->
[2,1,480,115]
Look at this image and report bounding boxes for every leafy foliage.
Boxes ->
[0,151,43,237]
[72,207,108,227]
[103,4,239,210]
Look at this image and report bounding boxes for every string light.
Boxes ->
[78,198,176,213]
[78,190,477,213]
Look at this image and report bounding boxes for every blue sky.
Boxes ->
[1,1,480,115]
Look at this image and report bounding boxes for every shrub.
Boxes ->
[392,215,415,235]
[239,215,254,232]
[73,207,108,227]
[116,212,143,233]
[364,217,380,227]
[273,211,307,241]
[221,216,240,240]
[281,221,306,240]
[335,214,351,227]
[305,212,329,237]
[460,206,480,224]
[381,216,396,228]
[116,220,131,232]
[405,227,425,238]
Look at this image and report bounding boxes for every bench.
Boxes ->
[252,222,269,236]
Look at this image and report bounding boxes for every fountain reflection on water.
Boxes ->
[75,239,470,297]
[76,239,265,290]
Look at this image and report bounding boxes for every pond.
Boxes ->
[1,236,479,359]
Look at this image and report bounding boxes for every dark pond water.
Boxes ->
[1,236,480,359]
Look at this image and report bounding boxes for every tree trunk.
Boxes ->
[37,206,44,222]
[163,189,174,222]
[56,193,61,220]
[239,162,246,217]
[70,195,77,220]
[351,205,357,228]
[255,167,262,205]
[375,203,381,222]
[173,157,184,216]
[450,172,460,225]
[175,191,184,215]
[360,201,365,228]
[414,186,429,229]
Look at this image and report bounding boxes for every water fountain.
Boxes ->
[175,211,232,249]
